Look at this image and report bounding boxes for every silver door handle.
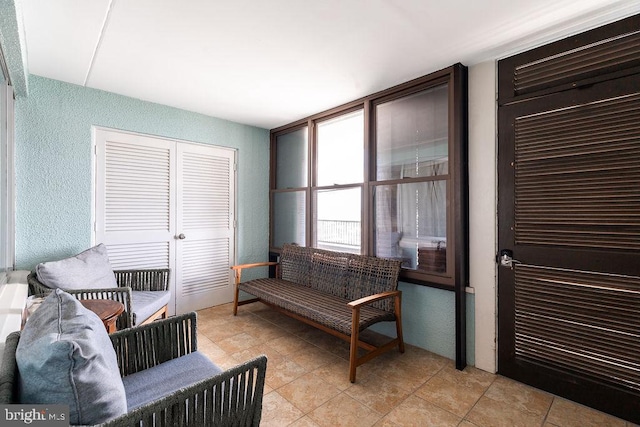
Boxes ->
[498,249,520,269]
[177,233,186,240]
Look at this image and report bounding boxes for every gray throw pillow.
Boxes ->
[16,289,127,425]
[35,243,118,290]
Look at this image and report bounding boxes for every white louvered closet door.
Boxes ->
[95,128,236,315]
[175,142,235,313]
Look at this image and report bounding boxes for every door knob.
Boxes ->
[177,233,186,240]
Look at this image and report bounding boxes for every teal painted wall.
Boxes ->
[15,76,270,270]
[371,283,475,365]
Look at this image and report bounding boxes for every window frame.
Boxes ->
[269,64,468,290]
[0,78,15,280]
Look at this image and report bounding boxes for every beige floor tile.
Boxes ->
[242,320,288,343]
[345,373,411,415]
[278,372,342,413]
[267,334,313,356]
[381,395,461,427]
[260,391,305,427]
[308,394,382,427]
[312,359,365,391]
[414,365,493,417]
[263,383,274,395]
[199,319,249,341]
[289,416,322,427]
[210,352,243,370]
[545,397,626,427]
[297,328,352,359]
[395,345,449,371]
[216,332,260,354]
[466,395,546,427]
[194,307,631,427]
[288,346,343,372]
[197,337,229,362]
[231,342,285,366]
[266,358,307,389]
[436,364,495,389]
[253,307,294,324]
[372,418,401,427]
[484,376,553,418]
[369,357,436,393]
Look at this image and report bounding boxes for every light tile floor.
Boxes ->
[196,303,635,427]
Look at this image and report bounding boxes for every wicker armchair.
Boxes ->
[28,269,170,329]
[0,312,267,426]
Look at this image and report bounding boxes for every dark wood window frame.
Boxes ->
[270,64,468,292]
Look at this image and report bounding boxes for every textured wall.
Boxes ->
[371,284,475,365]
[15,76,269,270]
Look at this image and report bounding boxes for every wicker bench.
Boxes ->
[232,244,404,382]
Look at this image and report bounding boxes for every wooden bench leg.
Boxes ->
[349,307,361,383]
[233,284,240,316]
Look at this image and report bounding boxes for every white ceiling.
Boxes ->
[19,0,640,129]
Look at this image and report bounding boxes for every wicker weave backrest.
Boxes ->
[346,255,402,312]
[308,250,350,299]
[279,244,402,311]
[280,244,312,286]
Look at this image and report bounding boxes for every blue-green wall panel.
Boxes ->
[15,76,270,269]
[371,282,475,365]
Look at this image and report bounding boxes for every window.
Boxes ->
[270,64,467,289]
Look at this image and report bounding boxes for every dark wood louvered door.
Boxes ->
[497,15,640,424]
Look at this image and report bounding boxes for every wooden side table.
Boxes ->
[80,299,125,334]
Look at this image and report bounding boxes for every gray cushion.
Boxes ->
[131,290,170,325]
[16,289,127,425]
[123,351,222,411]
[35,243,118,290]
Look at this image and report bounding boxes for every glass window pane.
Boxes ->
[272,191,306,247]
[376,84,448,181]
[317,110,364,186]
[314,187,361,254]
[374,181,447,273]
[276,127,308,189]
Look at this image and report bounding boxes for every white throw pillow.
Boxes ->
[35,243,118,290]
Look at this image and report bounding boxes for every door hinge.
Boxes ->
[233,163,237,171]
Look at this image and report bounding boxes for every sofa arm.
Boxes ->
[114,269,170,292]
[100,355,268,427]
[230,262,279,283]
[347,290,401,309]
[26,272,49,296]
[110,312,197,377]
[66,287,134,330]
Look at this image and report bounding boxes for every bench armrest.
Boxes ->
[231,262,279,283]
[347,290,401,309]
